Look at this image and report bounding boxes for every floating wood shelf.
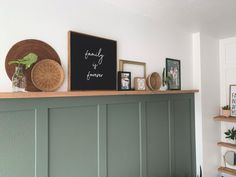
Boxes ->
[218,167,236,176]
[0,90,198,99]
[214,116,236,123]
[217,142,236,149]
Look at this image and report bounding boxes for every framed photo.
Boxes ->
[166,58,181,90]
[119,59,146,89]
[68,31,117,90]
[118,71,131,91]
[230,85,236,116]
[134,77,146,91]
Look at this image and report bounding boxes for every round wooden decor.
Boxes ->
[147,72,161,91]
[31,59,64,92]
[5,39,61,91]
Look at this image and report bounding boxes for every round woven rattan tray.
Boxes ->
[147,72,161,91]
[31,59,64,92]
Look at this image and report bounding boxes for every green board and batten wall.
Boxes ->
[0,93,196,177]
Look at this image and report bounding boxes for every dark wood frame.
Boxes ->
[166,58,181,90]
[68,31,117,91]
[118,71,131,91]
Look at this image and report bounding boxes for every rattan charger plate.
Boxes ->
[31,59,64,92]
[146,72,161,91]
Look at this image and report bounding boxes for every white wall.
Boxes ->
[193,32,221,177]
[192,32,203,177]
[0,0,193,91]
[219,37,236,177]
[200,32,221,177]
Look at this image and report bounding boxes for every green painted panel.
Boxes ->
[0,94,196,177]
[107,103,140,177]
[146,100,170,177]
[0,110,35,177]
[171,96,195,177]
[48,106,98,177]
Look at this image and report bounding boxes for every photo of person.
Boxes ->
[166,58,181,90]
[121,73,130,90]
[118,71,131,90]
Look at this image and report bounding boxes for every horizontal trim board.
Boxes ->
[0,90,198,99]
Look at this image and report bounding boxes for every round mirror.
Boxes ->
[225,151,236,166]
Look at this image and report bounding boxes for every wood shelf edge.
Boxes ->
[218,167,236,176]
[217,142,236,149]
[214,116,236,123]
[0,90,199,99]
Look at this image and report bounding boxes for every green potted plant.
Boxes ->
[225,127,236,144]
[222,105,231,117]
[8,53,38,92]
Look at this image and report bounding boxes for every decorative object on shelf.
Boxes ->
[134,77,146,91]
[230,85,236,117]
[68,31,117,91]
[119,59,146,89]
[225,127,236,144]
[146,72,161,91]
[31,59,64,92]
[160,68,169,91]
[5,39,61,91]
[11,65,26,92]
[222,105,231,117]
[9,53,38,92]
[166,58,181,90]
[224,151,236,167]
[118,71,131,91]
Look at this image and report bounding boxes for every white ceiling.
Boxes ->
[103,0,236,38]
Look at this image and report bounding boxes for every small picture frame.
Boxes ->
[134,77,146,91]
[166,58,181,90]
[230,85,236,116]
[118,71,131,91]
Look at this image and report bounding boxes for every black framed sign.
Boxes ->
[68,31,117,90]
[166,58,181,90]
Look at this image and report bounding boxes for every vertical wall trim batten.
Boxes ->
[98,104,107,177]
[35,108,49,177]
[168,97,172,177]
[97,104,100,177]
[139,102,142,177]
[35,109,37,177]
[140,101,147,177]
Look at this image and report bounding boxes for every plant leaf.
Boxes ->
[8,60,20,65]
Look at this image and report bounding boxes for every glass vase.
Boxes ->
[12,65,26,92]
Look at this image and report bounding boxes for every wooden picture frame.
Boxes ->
[119,60,146,78]
[68,31,117,90]
[166,58,181,90]
[230,85,236,116]
[119,59,146,89]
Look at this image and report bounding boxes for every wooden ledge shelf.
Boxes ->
[214,116,236,123]
[217,142,236,149]
[0,90,198,99]
[218,167,236,176]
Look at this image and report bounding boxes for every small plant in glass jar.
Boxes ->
[8,53,38,92]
